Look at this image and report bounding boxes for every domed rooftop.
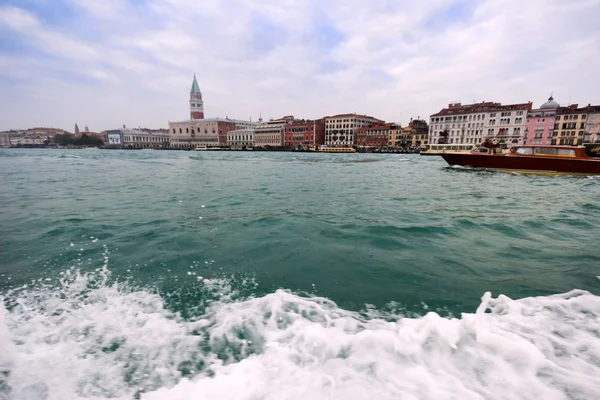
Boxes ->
[540,95,559,109]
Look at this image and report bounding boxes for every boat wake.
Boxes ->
[1,266,599,400]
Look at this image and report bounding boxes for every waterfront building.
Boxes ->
[0,133,8,147]
[169,119,236,149]
[396,126,414,147]
[586,111,600,143]
[105,128,169,149]
[254,116,295,148]
[429,101,531,145]
[553,104,600,145]
[168,74,259,149]
[525,96,559,145]
[391,117,429,148]
[484,103,531,145]
[430,102,491,145]
[283,119,325,149]
[0,131,20,147]
[9,135,48,146]
[227,129,255,148]
[357,123,395,148]
[387,125,403,147]
[402,119,429,148]
[324,114,384,147]
[105,130,124,148]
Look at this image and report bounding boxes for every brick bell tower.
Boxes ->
[190,73,204,119]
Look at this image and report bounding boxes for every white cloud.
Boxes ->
[0,0,599,131]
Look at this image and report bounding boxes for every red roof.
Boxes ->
[557,105,600,115]
[431,102,532,117]
[325,113,384,122]
[357,122,398,132]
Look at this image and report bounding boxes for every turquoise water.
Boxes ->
[1,148,599,399]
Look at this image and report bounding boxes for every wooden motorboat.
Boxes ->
[441,145,600,175]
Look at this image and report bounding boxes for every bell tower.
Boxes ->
[190,73,204,119]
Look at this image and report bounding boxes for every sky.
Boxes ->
[1,0,599,132]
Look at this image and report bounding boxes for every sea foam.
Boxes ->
[0,267,599,400]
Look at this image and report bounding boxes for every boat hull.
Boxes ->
[441,153,600,175]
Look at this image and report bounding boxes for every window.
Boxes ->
[516,147,533,155]
[557,148,576,156]
[534,147,557,155]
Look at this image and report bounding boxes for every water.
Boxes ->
[0,148,599,399]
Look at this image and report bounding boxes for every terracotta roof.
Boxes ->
[357,122,398,132]
[325,113,384,121]
[430,102,531,117]
[557,104,600,114]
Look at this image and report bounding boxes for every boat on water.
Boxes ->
[194,145,223,151]
[420,143,485,156]
[309,145,356,153]
[441,145,600,175]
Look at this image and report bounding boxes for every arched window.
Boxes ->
[186,128,189,133]
[179,128,182,133]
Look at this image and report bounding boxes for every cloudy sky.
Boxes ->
[1,0,599,132]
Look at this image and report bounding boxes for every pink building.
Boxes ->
[525,96,559,145]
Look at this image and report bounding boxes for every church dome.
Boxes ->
[540,95,559,109]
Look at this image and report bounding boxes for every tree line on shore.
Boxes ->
[53,134,104,147]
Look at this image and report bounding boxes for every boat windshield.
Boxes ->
[534,147,558,155]
[557,149,576,157]
[515,147,533,155]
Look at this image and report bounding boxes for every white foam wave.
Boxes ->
[1,269,599,400]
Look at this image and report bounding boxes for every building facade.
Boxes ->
[324,114,384,146]
[429,101,531,145]
[485,103,530,145]
[168,74,259,149]
[430,102,493,145]
[119,129,169,149]
[105,130,124,147]
[0,131,20,147]
[10,135,48,146]
[357,123,394,148]
[552,104,600,145]
[254,116,294,148]
[387,125,403,147]
[169,119,236,149]
[283,119,325,148]
[227,129,255,148]
[525,96,559,145]
[190,74,204,120]
[586,112,600,143]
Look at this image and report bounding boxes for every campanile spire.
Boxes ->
[190,74,204,119]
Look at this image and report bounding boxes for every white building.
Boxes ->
[429,101,531,145]
[121,129,169,149]
[324,114,384,146]
[0,132,12,147]
[10,135,48,146]
[227,129,255,148]
[254,116,294,148]
[586,111,600,143]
